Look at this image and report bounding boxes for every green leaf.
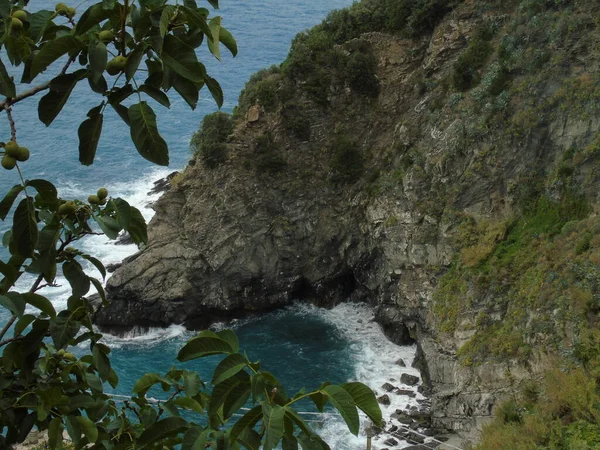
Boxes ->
[283,435,299,450]
[48,417,63,449]
[173,74,198,110]
[207,16,221,60]
[109,198,132,229]
[0,293,25,317]
[0,58,15,98]
[65,416,82,447]
[172,397,203,413]
[22,292,56,319]
[177,336,234,361]
[205,74,223,108]
[92,344,111,380]
[296,432,331,450]
[89,41,107,84]
[94,216,121,239]
[128,101,169,165]
[321,385,360,436]
[216,329,239,352]
[183,371,202,397]
[139,84,171,108]
[342,382,382,426]
[125,205,148,245]
[212,353,248,385]
[181,6,212,39]
[111,102,131,126]
[78,416,98,443]
[75,3,112,35]
[159,5,176,38]
[38,71,85,127]
[29,10,53,42]
[0,184,23,220]
[31,36,83,80]
[90,278,107,306]
[137,417,188,449]
[263,403,285,450]
[182,427,209,450]
[230,405,262,440]
[161,34,206,83]
[125,43,146,82]
[14,314,35,336]
[78,104,104,166]
[219,26,237,57]
[13,198,38,258]
[80,254,106,280]
[26,179,58,205]
[206,0,219,8]
[62,260,91,297]
[133,373,164,396]
[223,381,251,419]
[84,372,103,392]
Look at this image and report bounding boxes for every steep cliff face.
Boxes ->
[96,0,600,443]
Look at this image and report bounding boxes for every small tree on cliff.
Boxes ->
[0,0,381,448]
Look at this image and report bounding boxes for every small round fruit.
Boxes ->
[58,201,76,215]
[66,6,76,17]
[1,154,16,170]
[55,2,68,12]
[63,352,77,361]
[11,10,27,22]
[11,17,23,30]
[4,141,19,158]
[15,146,29,162]
[98,30,115,43]
[97,187,108,199]
[88,194,100,205]
[106,55,127,75]
[58,349,65,356]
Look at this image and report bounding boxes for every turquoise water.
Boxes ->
[0,1,425,447]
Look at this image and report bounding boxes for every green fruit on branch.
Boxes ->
[15,146,29,162]
[1,154,16,170]
[58,201,76,215]
[4,141,19,158]
[66,6,76,17]
[11,10,27,22]
[55,2,68,12]
[88,194,100,205]
[98,30,115,43]
[97,187,108,199]
[63,352,77,362]
[11,17,23,30]
[106,55,128,75]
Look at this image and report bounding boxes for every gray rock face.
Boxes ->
[94,4,600,445]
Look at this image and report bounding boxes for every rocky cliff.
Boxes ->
[95,0,600,445]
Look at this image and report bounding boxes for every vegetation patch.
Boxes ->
[477,369,600,450]
[253,133,287,174]
[190,112,234,168]
[328,134,364,185]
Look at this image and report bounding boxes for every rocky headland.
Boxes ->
[95,0,600,447]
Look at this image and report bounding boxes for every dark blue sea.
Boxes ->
[0,2,422,447]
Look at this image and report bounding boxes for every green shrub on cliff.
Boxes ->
[477,369,600,450]
[191,112,234,168]
[328,135,364,185]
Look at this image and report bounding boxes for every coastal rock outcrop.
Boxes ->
[96,0,600,444]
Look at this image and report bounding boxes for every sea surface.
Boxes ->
[0,1,424,448]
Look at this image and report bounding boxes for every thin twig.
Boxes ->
[121,0,129,56]
[0,335,24,347]
[156,386,183,421]
[0,57,75,110]
[5,106,16,141]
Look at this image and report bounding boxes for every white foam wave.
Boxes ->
[281,303,430,450]
[99,324,189,349]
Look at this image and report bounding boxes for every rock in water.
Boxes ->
[400,373,420,386]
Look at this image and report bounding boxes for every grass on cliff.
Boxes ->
[477,368,600,450]
[190,112,234,168]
